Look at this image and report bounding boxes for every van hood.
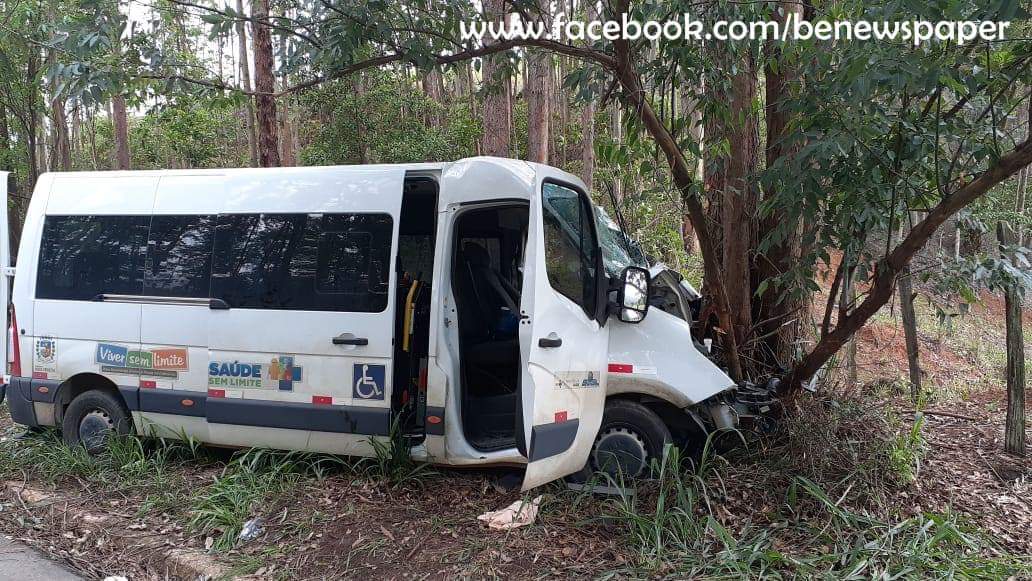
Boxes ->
[607,307,734,408]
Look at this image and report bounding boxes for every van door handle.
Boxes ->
[538,335,562,348]
[332,335,368,346]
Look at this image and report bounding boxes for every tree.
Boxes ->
[479,0,510,157]
[48,0,1032,391]
[235,0,258,166]
[251,0,280,167]
[997,222,1026,456]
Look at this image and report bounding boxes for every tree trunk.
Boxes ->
[111,94,131,170]
[49,98,71,171]
[421,69,445,128]
[998,223,1026,456]
[898,219,922,402]
[610,103,622,203]
[526,11,552,164]
[236,0,258,167]
[354,74,372,164]
[754,0,808,368]
[841,260,857,390]
[252,0,281,167]
[480,0,511,157]
[277,27,296,167]
[713,56,758,358]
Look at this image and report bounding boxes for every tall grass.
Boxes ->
[187,448,349,551]
[598,431,1028,579]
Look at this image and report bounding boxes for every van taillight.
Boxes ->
[8,304,19,378]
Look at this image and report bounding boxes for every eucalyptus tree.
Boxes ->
[52,0,1032,389]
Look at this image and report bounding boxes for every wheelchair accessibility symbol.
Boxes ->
[353,363,385,400]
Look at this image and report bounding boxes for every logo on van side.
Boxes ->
[33,337,58,376]
[268,356,302,391]
[554,371,601,389]
[353,364,385,400]
[96,343,188,378]
[208,361,263,389]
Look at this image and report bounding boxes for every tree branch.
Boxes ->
[787,135,1032,389]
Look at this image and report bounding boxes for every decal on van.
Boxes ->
[208,361,263,388]
[33,337,58,376]
[268,356,302,391]
[96,343,188,378]
[554,371,601,389]
[353,364,385,400]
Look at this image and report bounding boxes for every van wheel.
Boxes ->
[62,390,132,454]
[588,400,672,480]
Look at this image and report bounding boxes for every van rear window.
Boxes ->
[36,215,149,300]
[211,213,393,312]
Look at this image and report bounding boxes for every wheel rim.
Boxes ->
[592,427,649,478]
[79,409,114,451]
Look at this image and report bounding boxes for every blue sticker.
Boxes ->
[96,343,128,367]
[353,364,385,400]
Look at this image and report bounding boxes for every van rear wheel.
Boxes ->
[62,390,132,454]
[587,399,672,481]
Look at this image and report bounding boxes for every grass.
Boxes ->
[187,448,349,551]
[594,425,1028,579]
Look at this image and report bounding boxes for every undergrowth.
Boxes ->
[594,394,1028,578]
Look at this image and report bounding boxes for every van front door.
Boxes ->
[204,169,404,453]
[519,180,609,490]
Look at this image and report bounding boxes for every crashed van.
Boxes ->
[1,158,767,490]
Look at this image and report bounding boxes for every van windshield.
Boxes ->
[594,205,647,276]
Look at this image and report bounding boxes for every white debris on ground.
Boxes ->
[477,496,543,530]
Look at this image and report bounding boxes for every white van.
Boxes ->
[1,158,766,489]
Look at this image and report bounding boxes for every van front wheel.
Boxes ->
[62,391,132,454]
[588,399,671,480]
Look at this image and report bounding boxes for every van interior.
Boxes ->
[452,205,529,451]
[392,175,438,439]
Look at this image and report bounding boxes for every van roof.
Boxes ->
[34,157,585,216]
[36,156,540,180]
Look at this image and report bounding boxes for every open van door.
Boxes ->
[519,180,609,490]
[0,172,10,397]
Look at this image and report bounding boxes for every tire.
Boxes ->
[577,399,672,482]
[61,390,132,454]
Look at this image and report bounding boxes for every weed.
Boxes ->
[888,412,927,484]
[359,418,433,487]
[187,448,349,551]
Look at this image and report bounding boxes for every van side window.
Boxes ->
[541,183,598,318]
[212,213,392,312]
[36,215,148,300]
[145,215,215,298]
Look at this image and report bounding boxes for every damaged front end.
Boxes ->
[701,377,782,434]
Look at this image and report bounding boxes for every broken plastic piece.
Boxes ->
[239,518,264,542]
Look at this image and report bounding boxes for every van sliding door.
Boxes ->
[204,168,405,454]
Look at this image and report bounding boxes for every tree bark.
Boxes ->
[236,0,258,167]
[252,0,281,167]
[526,9,552,164]
[49,98,71,171]
[998,222,1026,456]
[755,0,807,368]
[480,0,511,157]
[111,94,130,170]
[609,104,623,204]
[898,219,922,402]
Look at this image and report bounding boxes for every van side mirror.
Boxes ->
[616,266,650,323]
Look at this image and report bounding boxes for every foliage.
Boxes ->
[299,72,479,165]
